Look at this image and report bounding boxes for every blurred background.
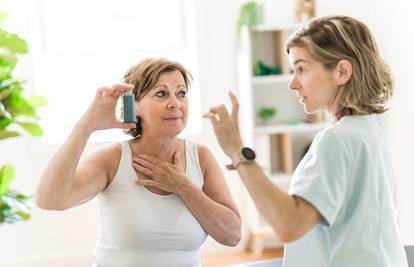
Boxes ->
[0,0,413,266]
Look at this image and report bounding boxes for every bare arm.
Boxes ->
[35,121,102,210]
[35,84,136,210]
[235,162,320,243]
[204,91,321,243]
[176,145,241,246]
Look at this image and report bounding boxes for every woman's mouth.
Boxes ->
[163,117,182,121]
[299,96,307,104]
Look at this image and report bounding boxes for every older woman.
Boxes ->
[35,58,241,267]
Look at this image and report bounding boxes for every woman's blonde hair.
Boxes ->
[285,16,393,119]
[122,58,192,138]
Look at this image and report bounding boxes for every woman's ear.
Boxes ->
[135,116,142,139]
[335,59,352,86]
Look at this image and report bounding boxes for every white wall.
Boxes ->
[1,0,413,265]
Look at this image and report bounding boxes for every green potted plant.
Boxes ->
[0,12,46,224]
[258,106,277,125]
[237,1,264,38]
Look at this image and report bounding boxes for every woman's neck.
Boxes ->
[328,86,343,120]
[129,134,181,162]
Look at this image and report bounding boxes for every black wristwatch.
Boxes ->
[226,147,256,170]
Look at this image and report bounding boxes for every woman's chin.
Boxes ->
[303,104,321,114]
[304,107,315,114]
[161,125,186,137]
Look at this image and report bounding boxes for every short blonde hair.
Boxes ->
[122,58,192,138]
[286,16,393,120]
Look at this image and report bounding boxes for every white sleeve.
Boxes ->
[289,130,351,226]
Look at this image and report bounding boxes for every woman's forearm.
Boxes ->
[236,162,317,243]
[35,120,93,209]
[177,182,241,246]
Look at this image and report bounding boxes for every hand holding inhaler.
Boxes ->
[79,84,136,133]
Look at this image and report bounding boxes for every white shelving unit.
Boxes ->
[236,24,331,256]
[252,74,292,85]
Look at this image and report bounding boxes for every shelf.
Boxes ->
[251,22,306,32]
[254,122,330,135]
[239,20,319,254]
[252,74,291,85]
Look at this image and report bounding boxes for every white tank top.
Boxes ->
[93,139,207,267]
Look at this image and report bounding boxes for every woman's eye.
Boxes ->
[155,91,166,97]
[177,90,187,97]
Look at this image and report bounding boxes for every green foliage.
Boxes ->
[258,106,277,121]
[237,1,264,38]
[0,165,31,224]
[254,60,281,76]
[0,13,46,224]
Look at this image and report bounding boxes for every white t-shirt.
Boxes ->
[284,114,408,267]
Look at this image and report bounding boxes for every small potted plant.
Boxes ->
[237,1,264,38]
[257,106,277,125]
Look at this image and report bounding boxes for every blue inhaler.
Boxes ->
[123,90,137,123]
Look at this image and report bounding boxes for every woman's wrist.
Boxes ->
[176,178,197,198]
[226,145,244,158]
[75,117,96,137]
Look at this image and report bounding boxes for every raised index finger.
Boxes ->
[229,91,240,128]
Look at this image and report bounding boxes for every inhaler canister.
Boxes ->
[123,90,137,123]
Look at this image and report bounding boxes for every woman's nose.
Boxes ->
[288,76,299,91]
[167,96,181,109]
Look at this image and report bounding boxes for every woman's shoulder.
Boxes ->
[183,139,210,155]
[319,115,381,144]
[312,118,372,157]
[184,139,213,176]
[94,142,123,158]
[88,142,124,178]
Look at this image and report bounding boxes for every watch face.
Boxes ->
[241,147,256,160]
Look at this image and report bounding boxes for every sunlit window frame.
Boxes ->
[26,0,201,150]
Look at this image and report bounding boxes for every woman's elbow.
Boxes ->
[35,192,67,211]
[275,225,304,244]
[229,234,242,247]
[220,232,241,247]
[220,224,242,247]
[278,232,298,244]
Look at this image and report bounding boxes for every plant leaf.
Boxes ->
[14,121,44,136]
[0,78,20,91]
[0,201,11,212]
[3,91,37,118]
[0,51,17,70]
[0,115,12,129]
[14,210,30,220]
[27,95,47,108]
[0,164,15,195]
[237,1,263,37]
[0,29,28,54]
[0,129,20,140]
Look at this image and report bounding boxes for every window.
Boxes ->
[29,0,201,144]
